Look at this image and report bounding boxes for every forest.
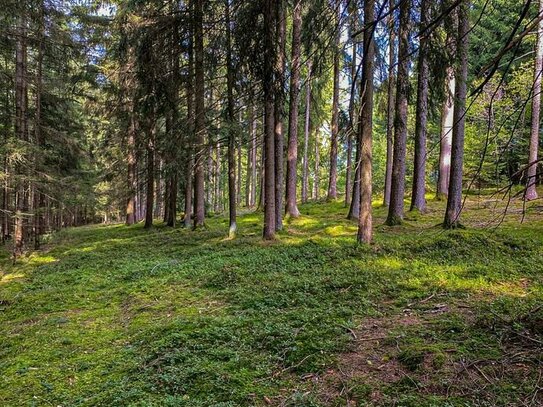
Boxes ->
[1,0,543,405]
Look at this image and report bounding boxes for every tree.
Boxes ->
[226,0,237,237]
[274,0,285,231]
[285,0,302,218]
[263,0,276,240]
[357,0,375,244]
[410,0,430,213]
[444,0,469,229]
[327,0,341,201]
[302,63,312,204]
[386,0,410,226]
[525,0,543,201]
[383,0,396,207]
[193,0,206,228]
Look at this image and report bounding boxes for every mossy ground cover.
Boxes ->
[1,193,542,406]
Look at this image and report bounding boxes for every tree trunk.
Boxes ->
[327,0,341,201]
[357,0,375,244]
[443,0,469,229]
[263,0,276,239]
[184,5,195,228]
[437,69,454,199]
[126,111,137,225]
[383,0,395,207]
[302,64,312,204]
[345,5,358,208]
[526,0,543,201]
[410,0,430,213]
[385,0,410,226]
[144,121,155,229]
[226,0,237,236]
[313,130,320,200]
[14,11,28,257]
[347,119,361,220]
[34,3,45,249]
[285,0,302,218]
[193,0,206,228]
[274,0,285,231]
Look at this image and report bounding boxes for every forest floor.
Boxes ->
[1,191,543,406]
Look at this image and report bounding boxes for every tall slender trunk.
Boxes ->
[285,0,302,218]
[327,0,340,201]
[347,120,361,220]
[385,0,410,226]
[358,0,375,244]
[263,0,276,239]
[14,11,27,257]
[184,5,195,228]
[383,0,396,207]
[126,111,137,225]
[444,0,469,228]
[247,103,257,207]
[313,130,320,200]
[410,0,430,213]
[144,120,156,229]
[302,64,312,204]
[345,5,358,208]
[274,0,285,231]
[34,2,45,249]
[226,0,237,236]
[526,0,543,201]
[193,0,206,228]
[437,69,454,199]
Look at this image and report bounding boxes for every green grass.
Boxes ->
[1,195,542,406]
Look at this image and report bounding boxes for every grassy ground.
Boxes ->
[1,193,542,406]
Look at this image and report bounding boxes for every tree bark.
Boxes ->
[302,64,312,204]
[226,0,237,237]
[263,0,276,239]
[444,0,469,229]
[383,0,395,207]
[193,0,206,228]
[345,5,358,208]
[327,0,340,201]
[285,0,302,218]
[274,0,285,231]
[437,69,454,199]
[358,0,375,244]
[313,130,320,200]
[144,121,156,229]
[410,0,430,213]
[385,0,410,226]
[526,0,543,201]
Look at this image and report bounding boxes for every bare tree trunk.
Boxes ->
[144,121,156,229]
[126,111,137,225]
[226,0,237,236]
[313,130,320,200]
[34,3,45,249]
[14,11,27,257]
[274,0,285,231]
[358,0,375,244]
[327,0,340,201]
[302,64,312,204]
[437,69,454,199]
[526,0,543,201]
[345,4,358,208]
[444,0,469,229]
[410,0,430,213]
[383,0,395,207]
[247,103,257,207]
[193,0,206,228]
[385,0,410,226]
[263,0,276,239]
[347,119,361,220]
[184,7,195,228]
[285,0,302,218]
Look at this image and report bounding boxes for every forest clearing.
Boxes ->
[2,0,543,405]
[1,195,542,406]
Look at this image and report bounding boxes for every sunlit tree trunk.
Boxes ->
[386,0,410,226]
[313,130,320,200]
[345,4,358,208]
[526,0,543,201]
[358,0,375,244]
[383,0,396,207]
[327,0,340,201]
[437,69,454,199]
[444,0,469,229]
[285,0,302,218]
[410,0,430,213]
